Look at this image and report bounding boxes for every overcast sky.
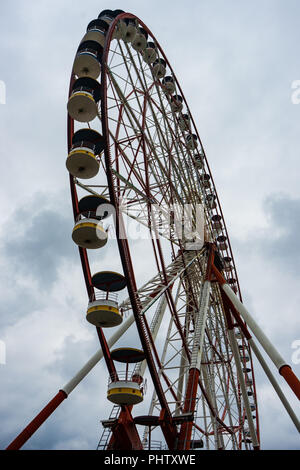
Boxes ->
[0,0,299,450]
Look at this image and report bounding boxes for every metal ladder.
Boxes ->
[97,404,120,450]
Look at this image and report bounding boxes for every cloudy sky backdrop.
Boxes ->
[0,0,299,450]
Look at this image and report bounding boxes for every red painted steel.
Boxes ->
[6,390,67,450]
[279,366,300,401]
[110,408,143,450]
[177,368,200,449]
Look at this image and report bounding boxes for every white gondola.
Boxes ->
[107,380,143,405]
[113,22,124,40]
[87,295,122,328]
[178,113,191,132]
[211,214,222,230]
[120,18,137,43]
[72,217,108,249]
[107,351,145,405]
[67,146,99,179]
[81,19,108,47]
[98,9,123,25]
[217,235,228,251]
[131,27,148,52]
[143,42,157,64]
[67,77,101,123]
[205,194,217,209]
[162,76,175,94]
[98,9,124,40]
[200,173,211,189]
[66,128,105,179]
[185,133,198,150]
[87,271,127,327]
[170,94,183,113]
[152,58,166,79]
[73,40,103,80]
[194,153,204,170]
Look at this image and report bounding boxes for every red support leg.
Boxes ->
[110,407,143,450]
[177,368,200,449]
[6,390,67,450]
[279,366,300,401]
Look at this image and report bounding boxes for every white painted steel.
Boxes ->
[136,295,168,378]
[228,329,259,448]
[249,338,300,433]
[222,284,287,371]
[190,280,210,370]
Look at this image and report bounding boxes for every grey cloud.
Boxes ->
[0,191,77,328]
[1,194,77,287]
[235,193,300,276]
[259,194,300,274]
[47,334,99,381]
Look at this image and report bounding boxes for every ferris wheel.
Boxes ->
[7,9,300,451]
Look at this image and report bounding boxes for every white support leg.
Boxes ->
[190,280,211,371]
[228,329,259,448]
[62,314,135,395]
[135,294,168,378]
[222,284,287,370]
[249,338,300,433]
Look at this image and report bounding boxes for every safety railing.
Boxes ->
[108,372,146,394]
[89,291,118,303]
[71,140,97,152]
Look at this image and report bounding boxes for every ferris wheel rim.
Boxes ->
[67,11,260,450]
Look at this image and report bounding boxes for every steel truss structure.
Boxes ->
[6,10,300,451]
